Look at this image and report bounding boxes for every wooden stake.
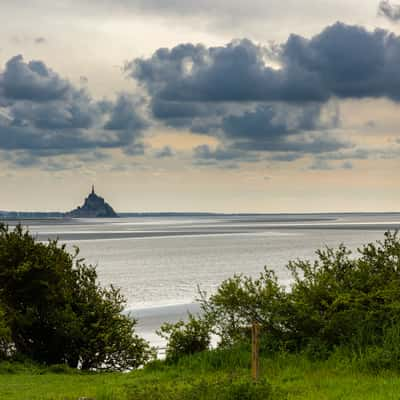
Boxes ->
[251,321,260,382]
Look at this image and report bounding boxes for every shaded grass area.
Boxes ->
[1,347,400,400]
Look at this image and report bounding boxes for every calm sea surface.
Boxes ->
[13,213,400,347]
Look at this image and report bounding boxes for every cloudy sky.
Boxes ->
[1,0,400,213]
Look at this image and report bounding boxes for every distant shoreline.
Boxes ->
[2,210,400,221]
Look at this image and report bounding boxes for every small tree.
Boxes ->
[157,314,211,363]
[199,268,287,348]
[0,224,153,370]
[285,231,400,353]
[199,231,400,357]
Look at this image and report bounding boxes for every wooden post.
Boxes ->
[251,321,260,382]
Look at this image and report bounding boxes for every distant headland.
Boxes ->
[65,186,118,218]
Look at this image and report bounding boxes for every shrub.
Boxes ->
[286,231,400,352]
[200,231,400,358]
[198,268,287,349]
[0,224,153,370]
[157,314,211,363]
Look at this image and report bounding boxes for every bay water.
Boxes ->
[18,213,400,348]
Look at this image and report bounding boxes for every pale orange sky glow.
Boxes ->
[0,0,399,213]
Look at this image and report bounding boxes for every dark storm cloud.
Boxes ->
[151,99,210,120]
[190,102,345,157]
[0,121,122,153]
[125,22,400,164]
[9,94,96,130]
[0,56,148,167]
[217,103,347,157]
[130,40,286,102]
[129,23,400,103]
[221,104,324,139]
[379,1,400,22]
[0,55,70,102]
[136,55,345,157]
[104,94,147,132]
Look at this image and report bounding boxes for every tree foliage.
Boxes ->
[199,231,400,357]
[198,269,286,348]
[157,314,211,363]
[0,224,153,370]
[0,304,11,359]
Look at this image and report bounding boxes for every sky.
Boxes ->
[0,0,400,213]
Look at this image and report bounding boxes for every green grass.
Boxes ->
[1,348,400,400]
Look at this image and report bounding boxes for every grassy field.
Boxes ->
[2,346,400,400]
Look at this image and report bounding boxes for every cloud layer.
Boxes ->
[130,23,400,103]
[122,22,400,166]
[2,22,400,170]
[0,56,147,166]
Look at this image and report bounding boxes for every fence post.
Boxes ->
[251,321,260,382]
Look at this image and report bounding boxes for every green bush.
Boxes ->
[157,314,211,363]
[0,224,153,370]
[200,231,400,358]
[199,268,286,349]
[286,231,400,353]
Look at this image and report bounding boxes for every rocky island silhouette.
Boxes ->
[65,186,118,218]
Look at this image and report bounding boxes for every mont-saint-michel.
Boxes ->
[65,186,118,218]
[2,0,400,398]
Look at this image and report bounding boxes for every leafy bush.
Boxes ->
[157,314,211,363]
[199,268,286,349]
[200,231,400,358]
[286,231,400,352]
[0,224,153,370]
